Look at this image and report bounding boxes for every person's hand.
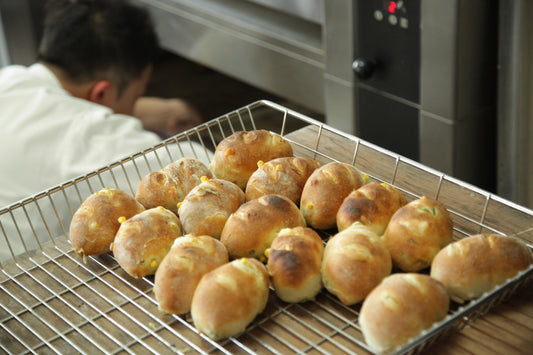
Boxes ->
[134,97,203,138]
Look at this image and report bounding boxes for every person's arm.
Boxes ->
[133,97,203,138]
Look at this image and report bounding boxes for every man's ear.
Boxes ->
[88,80,114,105]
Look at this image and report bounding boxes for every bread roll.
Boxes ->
[245,157,321,204]
[359,273,449,354]
[267,227,324,303]
[178,178,245,239]
[300,162,366,230]
[154,235,228,314]
[135,157,212,213]
[321,223,391,305]
[384,197,453,272]
[111,206,182,278]
[336,182,406,235]
[430,234,533,303]
[209,130,294,189]
[191,257,269,340]
[220,194,306,259]
[69,188,145,258]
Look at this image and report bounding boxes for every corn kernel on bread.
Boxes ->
[321,223,392,305]
[245,157,321,204]
[209,130,294,189]
[359,273,449,354]
[336,182,406,235]
[111,207,182,278]
[267,227,324,303]
[430,234,533,303]
[300,162,366,230]
[178,178,245,239]
[69,188,145,258]
[384,197,453,272]
[154,235,228,315]
[135,157,212,213]
[220,194,306,259]
[191,257,269,340]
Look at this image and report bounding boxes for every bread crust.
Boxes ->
[178,178,245,239]
[154,235,228,314]
[135,157,212,213]
[245,157,321,204]
[359,273,449,353]
[209,130,294,189]
[321,224,391,305]
[267,227,324,303]
[111,207,182,278]
[336,182,406,235]
[384,197,453,272]
[430,234,533,303]
[220,194,306,259]
[300,162,366,230]
[69,188,145,258]
[191,258,269,340]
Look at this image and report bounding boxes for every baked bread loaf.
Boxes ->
[154,235,228,314]
[191,257,269,340]
[384,197,453,272]
[321,223,391,305]
[209,130,294,189]
[111,206,182,278]
[69,188,145,259]
[336,182,406,235]
[359,273,449,354]
[178,178,245,239]
[245,157,321,204]
[430,234,533,303]
[135,157,212,213]
[220,194,306,259]
[267,227,324,303]
[300,162,366,230]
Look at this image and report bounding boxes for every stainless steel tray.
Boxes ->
[1,100,532,354]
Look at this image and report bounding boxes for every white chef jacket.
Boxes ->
[0,63,210,262]
[0,63,193,207]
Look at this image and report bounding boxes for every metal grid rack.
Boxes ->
[0,100,532,354]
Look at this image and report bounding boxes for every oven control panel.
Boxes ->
[354,0,420,103]
[353,0,421,160]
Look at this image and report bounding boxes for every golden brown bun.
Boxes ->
[245,157,321,204]
[336,182,406,235]
[164,157,213,194]
[300,162,366,230]
[69,188,145,258]
[321,224,391,305]
[135,157,212,213]
[191,257,269,340]
[111,207,182,278]
[178,178,245,239]
[430,234,533,303]
[154,235,228,315]
[267,227,324,303]
[209,130,294,189]
[359,273,449,354]
[220,194,306,259]
[384,197,453,272]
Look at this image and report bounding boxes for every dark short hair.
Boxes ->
[38,0,160,93]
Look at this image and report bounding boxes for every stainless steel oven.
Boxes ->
[129,0,500,192]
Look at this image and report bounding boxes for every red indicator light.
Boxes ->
[388,1,397,13]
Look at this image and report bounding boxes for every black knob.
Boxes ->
[352,58,376,80]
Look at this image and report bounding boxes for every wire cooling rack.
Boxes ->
[1,100,532,354]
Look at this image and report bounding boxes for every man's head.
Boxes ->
[38,0,160,114]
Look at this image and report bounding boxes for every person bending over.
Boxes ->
[0,0,203,207]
